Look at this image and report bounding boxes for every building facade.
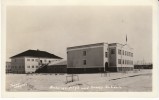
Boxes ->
[6,62,12,73]
[108,43,133,72]
[10,50,62,73]
[67,42,133,73]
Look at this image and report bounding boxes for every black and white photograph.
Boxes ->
[2,0,159,98]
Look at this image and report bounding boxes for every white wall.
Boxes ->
[116,44,134,68]
[24,57,60,73]
[11,57,61,73]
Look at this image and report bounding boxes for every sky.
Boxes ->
[6,6,152,63]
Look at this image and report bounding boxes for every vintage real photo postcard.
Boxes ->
[1,0,159,98]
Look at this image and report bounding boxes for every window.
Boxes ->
[44,59,47,62]
[125,51,126,55]
[123,50,124,55]
[123,60,124,64]
[35,59,38,62]
[27,59,30,61]
[118,59,121,64]
[27,66,30,68]
[83,60,86,65]
[32,59,34,61]
[111,49,115,54]
[36,66,38,68]
[105,52,108,58]
[83,51,86,56]
[40,60,42,63]
[32,66,34,68]
[118,49,121,55]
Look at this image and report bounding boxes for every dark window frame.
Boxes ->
[83,51,86,56]
[105,52,108,58]
[111,49,115,54]
[83,60,86,65]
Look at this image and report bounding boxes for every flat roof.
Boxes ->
[67,42,133,50]
[67,42,108,50]
[109,43,133,49]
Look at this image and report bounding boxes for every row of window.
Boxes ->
[12,65,39,69]
[6,66,11,68]
[12,66,24,69]
[83,50,132,58]
[27,66,38,68]
[83,59,133,66]
[27,59,49,62]
[111,49,133,57]
[12,58,56,62]
[118,49,133,57]
[118,59,133,65]
[27,59,58,63]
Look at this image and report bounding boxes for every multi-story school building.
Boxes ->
[67,42,133,73]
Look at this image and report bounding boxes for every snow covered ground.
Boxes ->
[6,69,152,92]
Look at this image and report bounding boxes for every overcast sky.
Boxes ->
[6,6,152,63]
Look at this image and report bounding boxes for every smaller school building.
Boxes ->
[10,49,62,73]
[67,42,134,73]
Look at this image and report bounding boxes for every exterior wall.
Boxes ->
[11,57,61,73]
[11,57,25,73]
[47,65,67,73]
[116,44,133,68]
[109,43,134,71]
[6,62,12,73]
[109,46,117,67]
[24,57,61,73]
[67,42,133,73]
[24,57,39,73]
[67,45,105,69]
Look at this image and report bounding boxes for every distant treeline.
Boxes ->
[134,64,153,69]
